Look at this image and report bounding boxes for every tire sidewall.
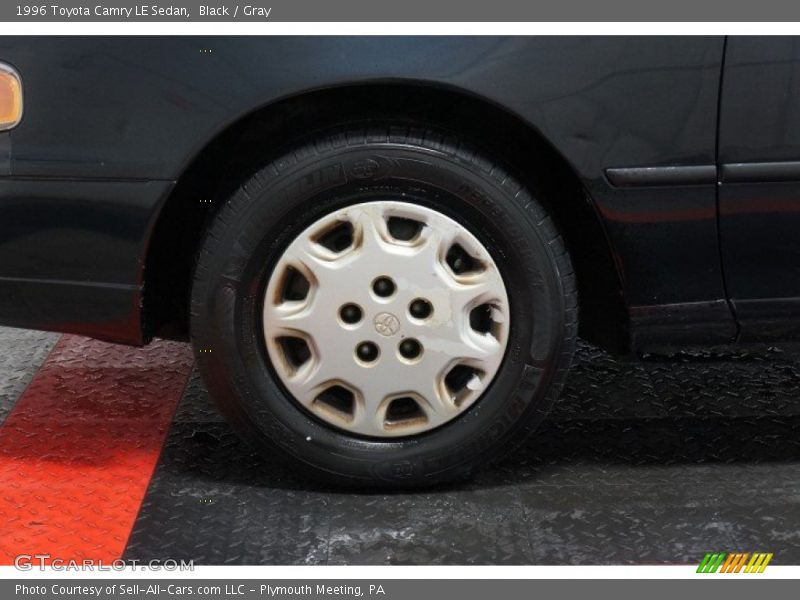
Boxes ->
[191,139,568,485]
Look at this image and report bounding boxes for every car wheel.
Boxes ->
[190,124,577,487]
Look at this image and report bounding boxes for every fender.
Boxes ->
[0,36,733,348]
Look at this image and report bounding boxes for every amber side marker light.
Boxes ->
[0,63,22,131]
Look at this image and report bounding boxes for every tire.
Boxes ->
[190,124,577,487]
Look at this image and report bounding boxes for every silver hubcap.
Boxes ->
[263,201,510,437]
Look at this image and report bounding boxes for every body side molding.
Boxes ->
[605,165,716,188]
[720,161,800,183]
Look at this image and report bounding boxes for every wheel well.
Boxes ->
[143,84,627,352]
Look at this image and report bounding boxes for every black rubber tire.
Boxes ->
[190,124,578,488]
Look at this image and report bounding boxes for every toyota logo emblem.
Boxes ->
[373,312,401,337]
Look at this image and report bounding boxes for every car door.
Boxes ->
[718,36,800,341]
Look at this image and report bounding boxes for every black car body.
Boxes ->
[5,36,800,485]
[2,36,798,355]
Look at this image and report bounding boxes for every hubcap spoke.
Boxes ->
[266,301,317,337]
[263,201,510,437]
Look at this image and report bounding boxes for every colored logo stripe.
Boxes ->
[746,553,773,573]
[719,553,737,572]
[697,552,726,573]
[698,552,773,573]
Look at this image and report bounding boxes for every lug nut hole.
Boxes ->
[409,298,433,320]
[355,341,380,364]
[398,338,423,361]
[372,276,396,298]
[339,303,363,324]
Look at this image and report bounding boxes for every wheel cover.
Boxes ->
[263,201,510,437]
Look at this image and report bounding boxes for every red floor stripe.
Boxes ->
[0,335,193,565]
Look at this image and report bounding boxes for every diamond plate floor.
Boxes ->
[120,341,800,565]
[0,332,193,565]
[1,327,798,565]
[0,327,58,425]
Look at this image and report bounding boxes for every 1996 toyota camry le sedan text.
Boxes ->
[0,36,798,486]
